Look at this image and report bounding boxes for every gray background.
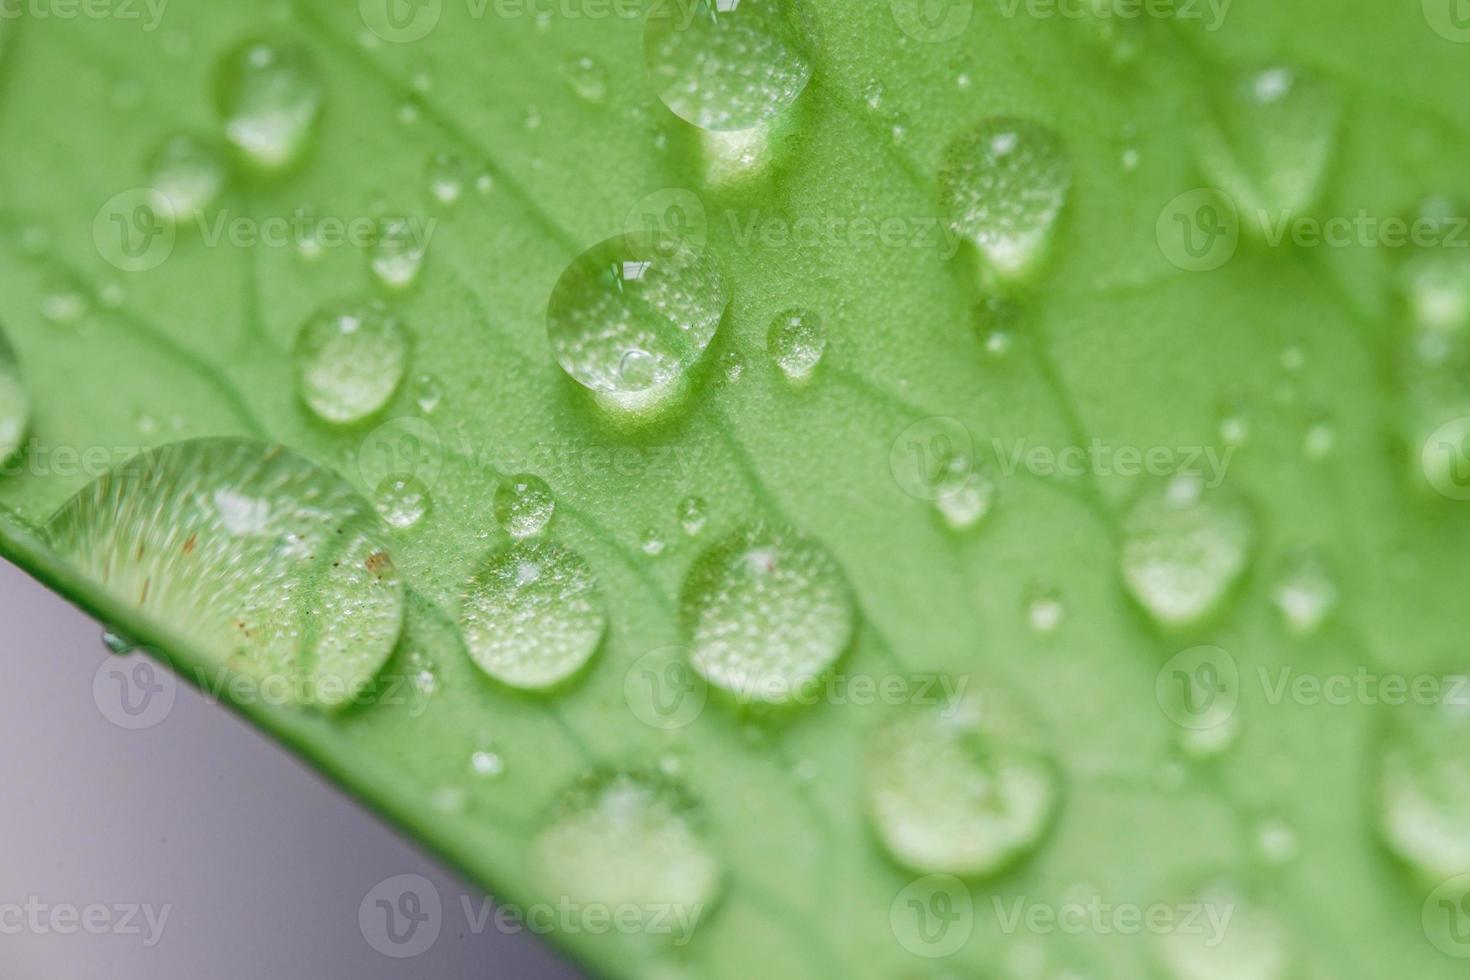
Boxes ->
[0,559,584,980]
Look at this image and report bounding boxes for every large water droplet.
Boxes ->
[766,307,826,382]
[146,133,228,224]
[1374,678,1470,880]
[533,770,721,936]
[644,0,815,132]
[493,474,555,540]
[679,525,855,704]
[459,541,605,690]
[940,117,1072,281]
[1193,64,1340,229]
[213,38,323,172]
[1121,474,1256,629]
[293,300,410,425]
[45,439,405,708]
[864,689,1060,876]
[547,234,728,406]
[0,326,30,464]
[1155,880,1286,980]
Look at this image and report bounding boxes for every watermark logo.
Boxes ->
[890,874,973,958]
[358,416,445,493]
[890,0,974,42]
[1423,875,1470,958]
[1155,645,1239,732]
[890,416,974,502]
[1422,416,1470,501]
[0,897,171,946]
[359,874,443,958]
[92,649,177,730]
[359,0,443,42]
[624,188,709,251]
[1157,188,1239,272]
[1423,0,1470,43]
[624,647,708,731]
[93,188,175,273]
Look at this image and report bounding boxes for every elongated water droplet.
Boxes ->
[1156,880,1286,980]
[864,689,1060,876]
[547,234,728,406]
[1121,474,1255,629]
[146,134,227,224]
[213,39,323,172]
[533,770,721,935]
[1375,678,1470,880]
[679,525,855,704]
[1193,64,1340,230]
[368,216,429,290]
[644,0,815,132]
[46,439,404,708]
[940,117,1071,282]
[0,326,30,464]
[459,541,604,690]
[374,474,430,529]
[494,474,554,540]
[293,300,409,425]
[1270,547,1337,635]
[678,495,707,536]
[767,307,825,382]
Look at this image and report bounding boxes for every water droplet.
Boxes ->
[0,327,30,464]
[146,134,227,224]
[1256,817,1298,865]
[719,349,745,383]
[940,117,1072,281]
[1156,880,1286,980]
[864,689,1060,876]
[426,152,465,206]
[368,216,429,290]
[1218,410,1250,448]
[1193,64,1341,230]
[470,744,505,778]
[679,525,855,704]
[493,474,555,540]
[1121,474,1256,629]
[767,307,826,382]
[40,289,87,326]
[533,770,721,932]
[644,0,815,132]
[101,629,135,655]
[1178,716,1238,759]
[523,103,542,130]
[935,457,996,531]
[1025,583,1064,634]
[1374,678,1470,880]
[213,39,323,172]
[546,234,729,405]
[1397,199,1470,334]
[293,300,410,425]
[678,496,708,536]
[641,528,667,556]
[459,541,605,690]
[45,439,405,708]
[565,54,608,103]
[862,76,885,111]
[374,474,430,530]
[1269,547,1336,636]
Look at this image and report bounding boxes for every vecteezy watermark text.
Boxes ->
[0,897,171,947]
[0,0,168,30]
[992,437,1233,487]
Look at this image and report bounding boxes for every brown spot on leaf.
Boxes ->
[365,551,393,576]
[182,533,197,556]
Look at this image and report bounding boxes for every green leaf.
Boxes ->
[2,1,1470,976]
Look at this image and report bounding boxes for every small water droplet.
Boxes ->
[767,307,826,382]
[862,76,885,111]
[678,496,708,536]
[1025,583,1064,633]
[368,216,430,291]
[1256,817,1298,865]
[470,744,505,778]
[533,770,721,933]
[1194,64,1341,232]
[213,39,323,172]
[374,474,431,529]
[411,372,444,414]
[40,289,87,326]
[1121,474,1256,629]
[460,541,605,690]
[864,689,1060,876]
[640,528,666,557]
[1374,678,1470,880]
[293,300,410,425]
[679,525,855,705]
[0,327,30,463]
[1156,880,1286,980]
[1302,418,1336,460]
[523,103,542,130]
[146,133,228,224]
[1270,548,1337,635]
[426,152,465,206]
[546,235,729,406]
[935,457,996,531]
[644,0,816,132]
[101,630,134,655]
[940,117,1072,281]
[494,474,555,540]
[565,54,608,103]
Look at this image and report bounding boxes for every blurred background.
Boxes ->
[0,559,583,980]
